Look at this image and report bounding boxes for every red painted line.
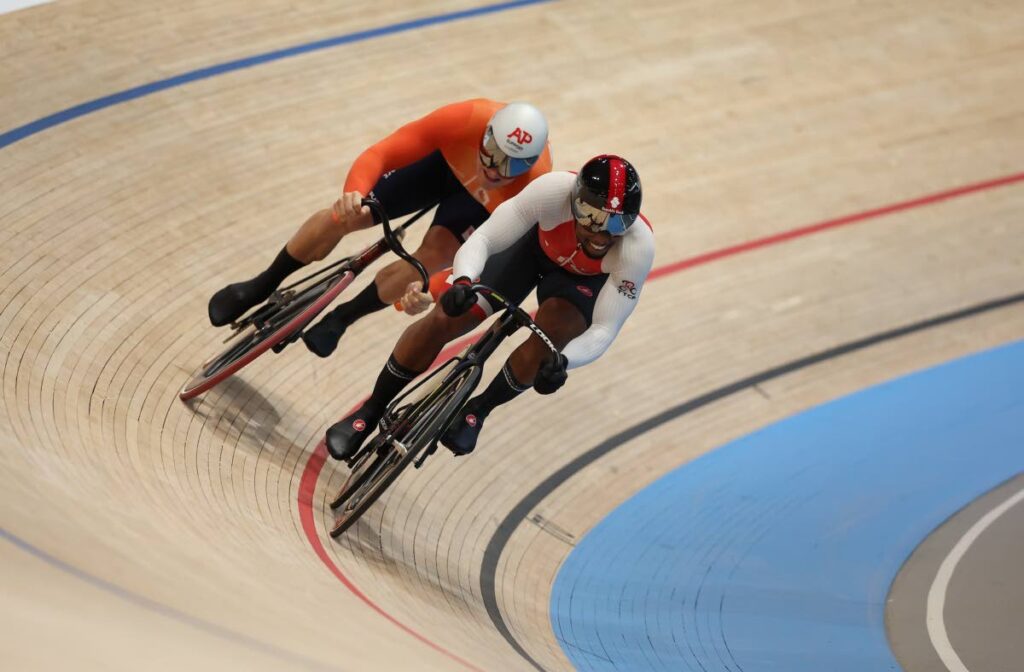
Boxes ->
[295,171,1024,669]
[649,171,1024,281]
[298,442,485,672]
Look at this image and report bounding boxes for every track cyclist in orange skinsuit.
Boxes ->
[326,155,655,461]
[206,99,552,358]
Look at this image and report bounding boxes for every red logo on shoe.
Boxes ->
[353,419,366,432]
[577,285,593,297]
[465,414,477,428]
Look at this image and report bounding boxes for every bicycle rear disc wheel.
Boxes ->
[178,271,354,400]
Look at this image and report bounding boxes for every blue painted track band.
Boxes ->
[551,340,1024,671]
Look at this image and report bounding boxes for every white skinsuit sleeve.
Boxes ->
[561,222,655,369]
[452,172,572,279]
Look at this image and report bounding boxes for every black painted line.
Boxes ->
[479,291,1024,671]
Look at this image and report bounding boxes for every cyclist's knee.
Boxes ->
[411,230,459,271]
[375,258,405,283]
[534,298,587,347]
[373,260,419,303]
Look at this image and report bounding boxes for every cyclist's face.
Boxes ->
[478,135,513,184]
[478,126,538,185]
[572,198,611,233]
[573,199,614,256]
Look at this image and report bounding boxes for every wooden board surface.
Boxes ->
[2,1,1022,669]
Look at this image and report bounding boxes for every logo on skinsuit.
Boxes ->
[353,419,366,432]
[617,280,638,299]
[465,414,477,428]
[506,128,533,145]
[576,285,594,298]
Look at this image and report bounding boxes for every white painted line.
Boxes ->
[926,486,1024,672]
[0,0,53,16]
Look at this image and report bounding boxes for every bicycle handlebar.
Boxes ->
[361,198,429,289]
[470,284,561,358]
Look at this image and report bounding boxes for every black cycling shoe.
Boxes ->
[326,402,382,461]
[302,309,349,358]
[208,278,273,327]
[441,402,486,456]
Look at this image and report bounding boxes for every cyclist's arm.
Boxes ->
[343,101,472,195]
[452,172,571,279]
[561,224,655,369]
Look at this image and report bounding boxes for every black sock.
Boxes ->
[368,354,423,408]
[323,282,388,328]
[254,246,304,293]
[472,361,530,418]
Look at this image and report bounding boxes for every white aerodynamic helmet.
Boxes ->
[480,102,548,177]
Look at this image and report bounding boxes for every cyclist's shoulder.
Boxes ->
[526,170,575,193]
[510,171,575,214]
[417,99,495,147]
[427,98,498,122]
[637,213,654,234]
[611,219,656,272]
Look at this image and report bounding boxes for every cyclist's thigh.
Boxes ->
[536,268,608,326]
[476,227,544,315]
[367,150,450,222]
[430,187,490,244]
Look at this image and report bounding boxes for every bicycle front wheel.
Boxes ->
[329,435,389,510]
[329,366,480,538]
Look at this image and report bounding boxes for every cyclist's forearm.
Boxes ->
[561,323,616,369]
[561,278,638,368]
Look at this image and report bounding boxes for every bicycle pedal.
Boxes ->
[271,329,303,354]
[267,290,293,306]
[224,317,254,340]
[413,441,438,469]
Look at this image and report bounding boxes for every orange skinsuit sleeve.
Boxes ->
[343,101,476,195]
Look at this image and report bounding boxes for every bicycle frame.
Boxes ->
[371,285,559,462]
[328,283,562,532]
[179,199,429,401]
[231,201,430,335]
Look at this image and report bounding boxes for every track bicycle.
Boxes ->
[178,199,429,401]
[329,284,560,538]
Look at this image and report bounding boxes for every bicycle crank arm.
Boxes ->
[413,441,438,469]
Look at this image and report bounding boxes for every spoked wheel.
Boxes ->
[178,271,355,401]
[329,442,407,538]
[329,436,389,510]
[328,366,480,538]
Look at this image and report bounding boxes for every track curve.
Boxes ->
[3,1,1023,670]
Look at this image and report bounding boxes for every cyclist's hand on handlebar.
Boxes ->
[331,191,370,224]
[534,353,568,395]
[399,280,434,315]
[440,277,477,317]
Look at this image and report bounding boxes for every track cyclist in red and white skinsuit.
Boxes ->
[326,155,655,460]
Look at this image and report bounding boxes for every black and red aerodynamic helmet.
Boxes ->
[571,154,642,235]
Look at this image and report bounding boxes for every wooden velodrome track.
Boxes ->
[2,1,1022,670]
